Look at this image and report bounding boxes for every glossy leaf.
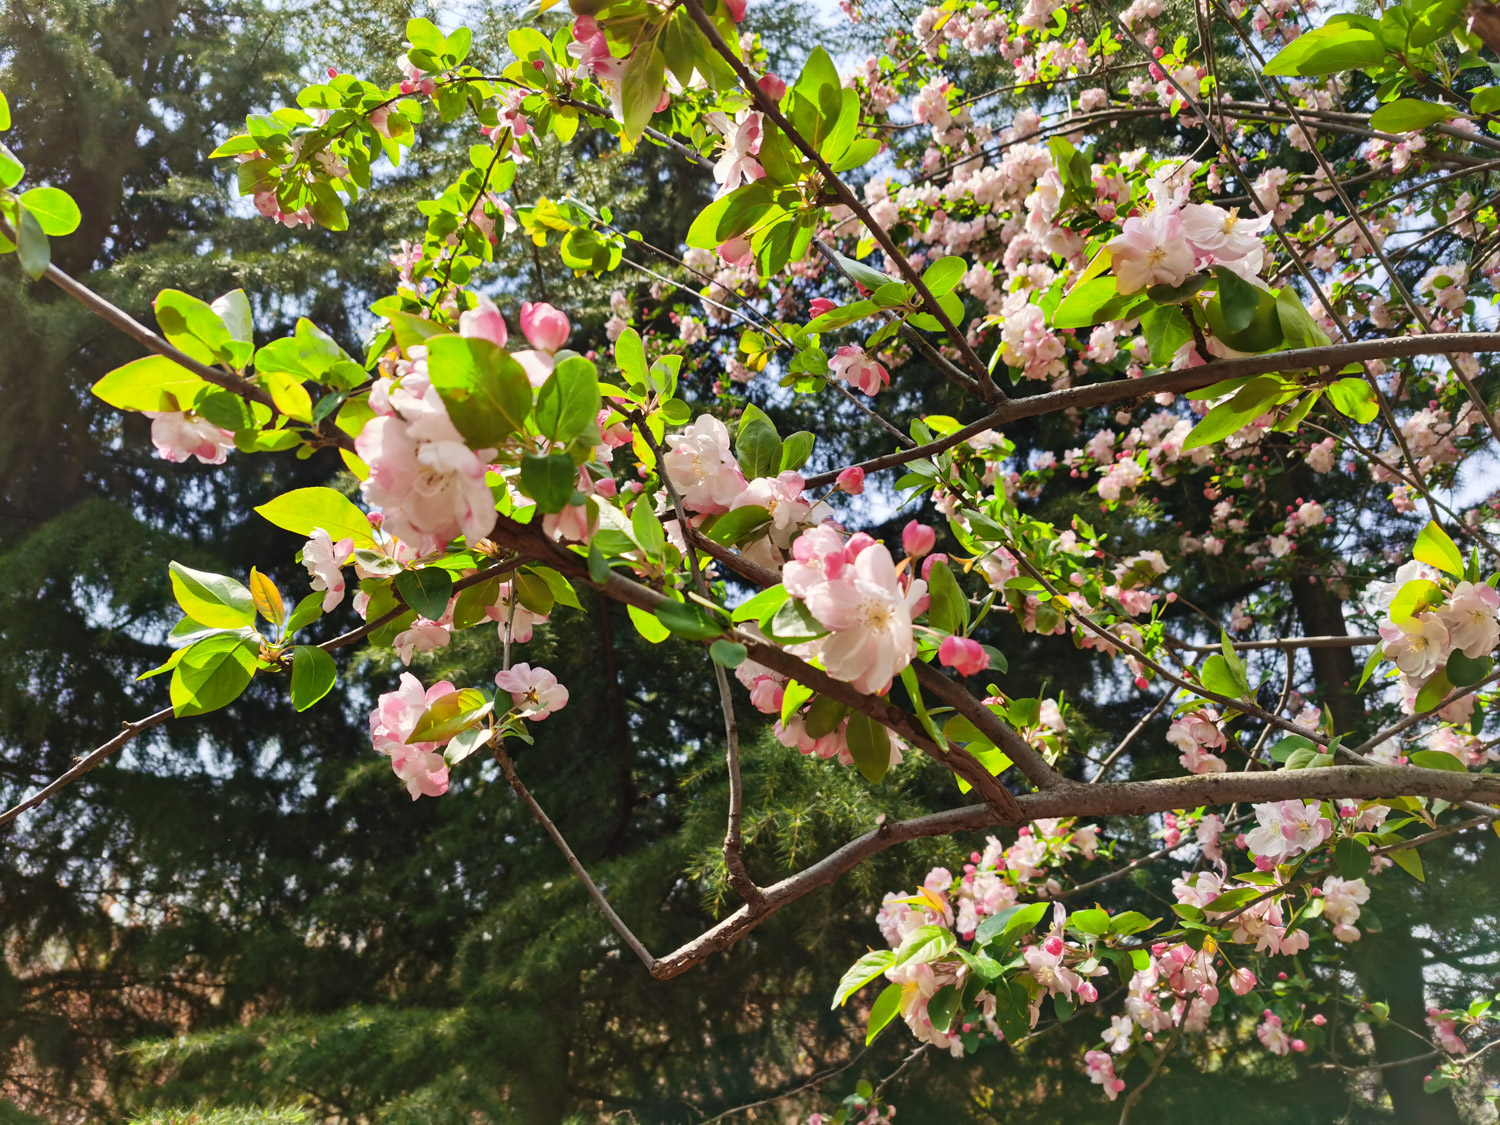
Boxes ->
[290,645,336,711]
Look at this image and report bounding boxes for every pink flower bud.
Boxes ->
[836,466,865,494]
[724,0,747,21]
[593,477,618,498]
[1230,967,1257,995]
[327,67,339,78]
[572,15,599,40]
[758,72,787,100]
[1291,1039,1306,1053]
[920,552,948,581]
[1077,981,1098,1003]
[520,301,570,353]
[902,520,936,558]
[1312,1013,1326,1026]
[809,297,837,318]
[459,295,509,349]
[939,636,988,677]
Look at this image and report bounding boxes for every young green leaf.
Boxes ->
[395,568,454,622]
[169,562,255,629]
[290,645,337,711]
[1414,520,1463,576]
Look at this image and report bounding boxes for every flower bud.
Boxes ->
[459,295,509,349]
[810,297,837,318]
[920,552,949,581]
[939,636,988,677]
[520,301,571,353]
[836,466,865,494]
[758,72,788,100]
[902,520,936,558]
[1230,967,1256,995]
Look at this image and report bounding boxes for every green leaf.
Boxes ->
[974,901,1048,947]
[1369,98,1459,132]
[290,645,337,711]
[284,592,324,637]
[709,640,748,668]
[926,983,960,1033]
[1409,749,1467,772]
[779,431,815,472]
[16,207,48,279]
[1472,86,1500,114]
[169,634,259,717]
[1389,578,1444,623]
[0,140,23,188]
[1325,377,1379,424]
[1263,23,1386,76]
[535,355,600,443]
[732,584,790,624]
[1214,267,1262,333]
[426,335,533,448]
[19,187,81,236]
[685,179,778,250]
[1334,837,1372,878]
[1141,304,1191,365]
[1067,907,1112,935]
[520,452,578,514]
[1199,653,1249,700]
[614,328,648,386]
[168,562,255,629]
[1203,886,1263,913]
[703,504,772,546]
[620,45,666,143]
[0,90,9,131]
[1203,287,1284,353]
[155,289,233,364]
[444,724,492,765]
[654,598,723,641]
[891,923,956,969]
[845,711,892,783]
[736,404,782,480]
[1414,520,1463,576]
[627,602,671,643]
[395,568,454,621]
[1276,288,1331,349]
[631,501,667,557]
[1386,844,1425,882]
[921,255,967,295]
[92,354,211,413]
[925,560,969,635]
[781,679,815,724]
[1183,375,1283,451]
[1051,276,1125,328]
[1445,650,1493,688]
[409,687,493,743]
[255,487,376,548]
[865,983,903,1044]
[832,948,896,1007]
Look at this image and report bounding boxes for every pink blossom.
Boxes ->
[494,662,570,720]
[732,471,810,548]
[1257,1011,1293,1055]
[902,520,936,558]
[356,386,497,554]
[1427,1008,1468,1055]
[1107,207,1195,294]
[663,415,745,514]
[757,72,787,100]
[459,294,509,349]
[1229,967,1257,995]
[809,297,837,318]
[1379,613,1452,680]
[519,301,570,352]
[484,580,549,643]
[829,345,890,396]
[369,672,455,799]
[145,411,235,465]
[1084,1050,1126,1100]
[302,528,355,612]
[939,635,988,676]
[1438,581,1500,658]
[801,543,927,695]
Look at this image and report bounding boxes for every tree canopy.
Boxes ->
[2,0,1500,1120]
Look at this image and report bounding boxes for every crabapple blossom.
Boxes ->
[494,663,570,720]
[145,411,235,465]
[938,635,988,676]
[663,414,745,514]
[1438,581,1500,658]
[829,345,891,396]
[458,294,509,348]
[1321,875,1370,942]
[1107,207,1195,294]
[902,521,936,558]
[836,466,866,494]
[301,529,355,612]
[1379,613,1452,681]
[800,543,927,695]
[369,673,456,800]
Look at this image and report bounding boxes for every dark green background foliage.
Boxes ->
[1,0,1496,1122]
